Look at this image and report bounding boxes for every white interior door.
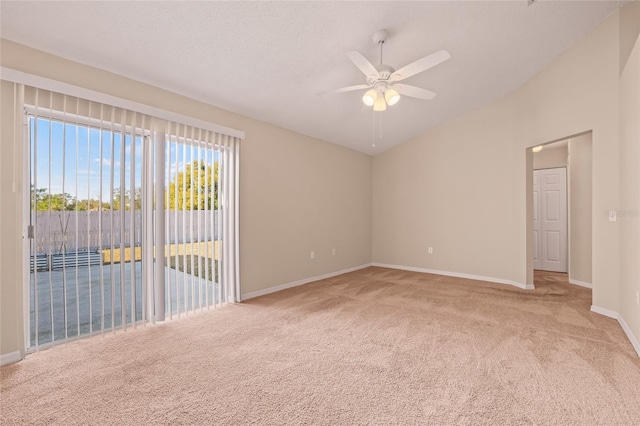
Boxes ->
[533,168,567,272]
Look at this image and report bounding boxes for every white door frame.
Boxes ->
[526,130,593,289]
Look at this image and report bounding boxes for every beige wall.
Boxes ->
[373,96,520,280]
[618,1,640,352]
[568,134,593,285]
[533,144,568,170]
[0,41,372,358]
[515,10,621,306]
[374,6,637,342]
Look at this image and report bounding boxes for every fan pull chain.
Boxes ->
[371,111,383,148]
[371,109,376,148]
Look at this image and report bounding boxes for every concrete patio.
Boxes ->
[29,261,219,347]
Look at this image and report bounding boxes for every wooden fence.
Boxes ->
[30,210,220,255]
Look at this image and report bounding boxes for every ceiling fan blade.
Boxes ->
[394,84,437,100]
[391,50,451,82]
[347,50,379,78]
[318,84,370,96]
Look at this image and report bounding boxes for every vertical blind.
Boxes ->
[20,85,241,351]
[161,122,240,320]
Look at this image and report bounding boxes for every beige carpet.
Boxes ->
[1,267,639,425]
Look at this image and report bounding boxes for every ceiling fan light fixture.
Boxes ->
[324,30,451,119]
[373,96,387,111]
[362,89,377,106]
[384,88,400,106]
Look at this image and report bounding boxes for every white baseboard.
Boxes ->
[241,263,372,301]
[0,350,22,366]
[591,305,640,358]
[590,305,618,318]
[618,315,640,358]
[569,278,592,289]
[371,263,533,290]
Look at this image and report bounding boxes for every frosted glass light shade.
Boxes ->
[373,96,387,111]
[384,88,400,106]
[532,146,543,153]
[362,89,377,106]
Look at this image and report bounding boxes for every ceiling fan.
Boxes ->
[322,29,451,111]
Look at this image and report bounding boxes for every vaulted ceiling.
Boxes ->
[0,1,628,155]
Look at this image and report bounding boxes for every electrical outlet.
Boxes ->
[636,289,640,306]
[310,251,315,260]
[428,247,433,254]
[608,210,617,222]
[332,248,336,256]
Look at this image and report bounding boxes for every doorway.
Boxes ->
[527,132,593,288]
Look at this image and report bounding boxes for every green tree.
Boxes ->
[111,187,141,210]
[33,186,112,212]
[167,160,218,210]
[75,198,111,211]
[33,187,76,211]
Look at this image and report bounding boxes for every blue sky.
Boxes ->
[31,117,140,202]
[30,117,218,203]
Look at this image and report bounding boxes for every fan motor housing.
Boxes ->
[367,64,395,85]
[376,64,395,80]
[372,29,389,45]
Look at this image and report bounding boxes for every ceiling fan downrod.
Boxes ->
[372,29,388,66]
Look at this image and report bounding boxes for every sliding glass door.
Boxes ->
[27,100,147,348]
[23,87,239,352]
[163,125,222,319]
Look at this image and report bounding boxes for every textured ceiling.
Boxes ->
[0,1,627,155]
